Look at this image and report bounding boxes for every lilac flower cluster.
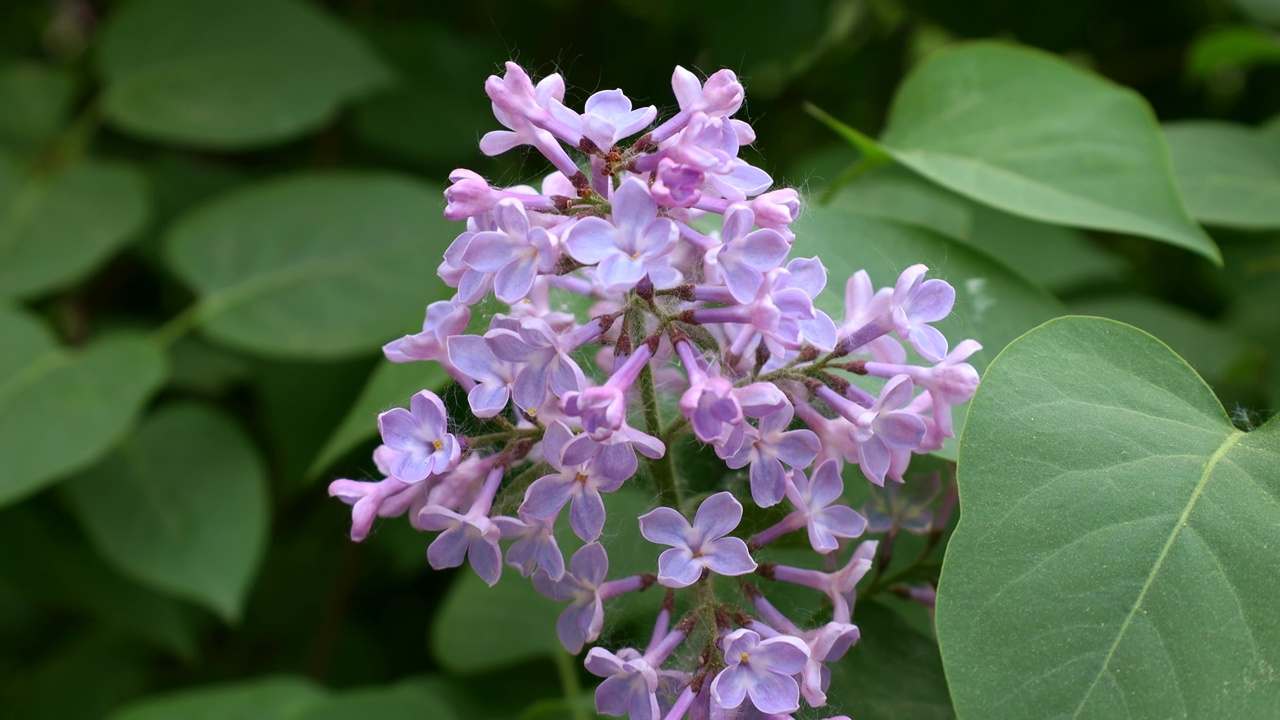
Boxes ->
[330,62,979,719]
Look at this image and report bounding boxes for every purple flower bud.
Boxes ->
[383,299,470,365]
[328,476,426,542]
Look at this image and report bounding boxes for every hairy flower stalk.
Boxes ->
[328,61,979,719]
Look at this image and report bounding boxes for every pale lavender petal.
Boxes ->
[570,489,607,541]
[426,525,469,570]
[541,421,574,469]
[693,491,743,540]
[448,335,500,382]
[494,254,537,303]
[859,436,891,486]
[512,364,549,411]
[910,323,949,363]
[700,537,756,576]
[596,253,646,290]
[775,430,820,468]
[750,456,787,508]
[639,506,691,547]
[808,459,844,508]
[521,474,574,519]
[486,329,535,362]
[570,541,609,586]
[564,217,618,264]
[748,668,801,714]
[912,279,956,322]
[613,177,658,231]
[467,532,503,586]
[462,231,522,272]
[710,669,748,710]
[877,412,927,450]
[656,548,702,588]
[810,505,867,552]
[594,442,639,480]
[532,569,577,602]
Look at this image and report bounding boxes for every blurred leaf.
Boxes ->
[1187,26,1280,79]
[0,61,75,155]
[166,336,252,394]
[1072,294,1261,384]
[826,163,974,239]
[965,204,1126,293]
[822,42,1220,263]
[311,360,450,478]
[165,173,455,358]
[97,0,391,149]
[296,683,460,720]
[7,631,150,720]
[1234,0,1280,25]
[64,403,270,621]
[1163,121,1280,230]
[0,308,166,507]
[352,22,498,166]
[108,676,328,720]
[0,153,150,299]
[400,671,562,720]
[793,208,1064,459]
[431,570,564,674]
[939,317,1280,718]
[0,505,197,658]
[825,601,953,719]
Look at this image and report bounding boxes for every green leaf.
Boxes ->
[1187,26,1280,79]
[0,308,166,507]
[0,505,197,658]
[964,204,1126,293]
[296,684,460,720]
[826,601,954,720]
[64,403,270,621]
[826,42,1219,263]
[938,316,1280,718]
[1163,121,1280,230]
[793,207,1064,458]
[165,173,455,358]
[0,154,150,299]
[826,163,974,240]
[0,61,75,155]
[9,632,151,720]
[107,676,328,720]
[166,336,252,394]
[310,359,451,478]
[430,570,564,674]
[97,0,390,149]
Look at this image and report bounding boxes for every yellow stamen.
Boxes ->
[431,439,443,451]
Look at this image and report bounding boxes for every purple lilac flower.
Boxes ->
[710,629,809,715]
[890,263,956,362]
[486,316,593,413]
[705,205,791,303]
[726,404,820,508]
[816,377,927,486]
[461,198,560,304]
[417,465,507,586]
[382,299,470,365]
[480,62,581,178]
[493,512,566,580]
[563,178,681,292]
[864,338,982,437]
[533,542,652,653]
[376,390,460,483]
[447,333,517,418]
[328,476,426,542]
[549,88,657,150]
[786,460,867,553]
[520,421,627,541]
[639,492,757,588]
[769,540,878,623]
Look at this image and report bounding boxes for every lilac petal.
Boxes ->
[448,335,500,381]
[426,525,469,570]
[570,541,610,586]
[877,375,916,412]
[775,429,821,468]
[748,668,801,714]
[521,474,574,519]
[562,434,599,467]
[493,197,530,235]
[859,436,891,486]
[786,256,828,298]
[532,570,577,602]
[634,217,677,257]
[737,383,787,417]
[467,532,503,586]
[802,311,838,352]
[721,259,765,303]
[541,421,573,469]
[750,457,787,508]
[877,412,927,450]
[810,505,868,552]
[585,647,626,677]
[556,600,594,653]
[909,324,949,363]
[486,329,535,362]
[758,404,793,436]
[710,669,749,710]
[739,231,790,269]
[584,88,631,118]
[479,129,522,155]
[564,217,618,264]
[548,356,585,396]
[391,452,433,485]
[656,548,702,588]
[582,114,619,150]
[596,253,646,290]
[594,442,639,480]
[911,278,956,322]
[494,255,537,303]
[613,177,658,231]
[808,459,844,508]
[462,231,522,272]
[570,489,607,541]
[625,428,666,459]
[638,506,691,547]
[512,364,549,411]
[468,382,509,418]
[700,537,757,576]
[720,205,754,243]
[693,491,744,540]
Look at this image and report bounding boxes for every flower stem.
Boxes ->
[640,363,680,507]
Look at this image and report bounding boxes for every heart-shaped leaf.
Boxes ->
[938,316,1280,718]
[97,0,390,149]
[165,173,455,358]
[0,154,150,299]
[0,308,166,507]
[1163,121,1280,230]
[64,403,270,621]
[813,42,1219,263]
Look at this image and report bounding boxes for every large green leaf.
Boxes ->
[825,601,953,719]
[831,42,1219,262]
[295,684,460,720]
[97,0,390,149]
[1163,121,1280,230]
[108,676,328,720]
[9,632,151,720]
[0,61,75,155]
[310,359,450,478]
[827,164,974,240]
[964,204,1125,293]
[793,207,1064,458]
[431,570,564,674]
[0,308,166,507]
[165,173,455,358]
[64,403,270,621]
[0,154,150,299]
[938,316,1280,718]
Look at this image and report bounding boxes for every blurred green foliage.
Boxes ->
[1,0,1278,718]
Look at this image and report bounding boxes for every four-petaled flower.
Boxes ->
[710,628,810,715]
[639,492,757,588]
[376,390,460,483]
